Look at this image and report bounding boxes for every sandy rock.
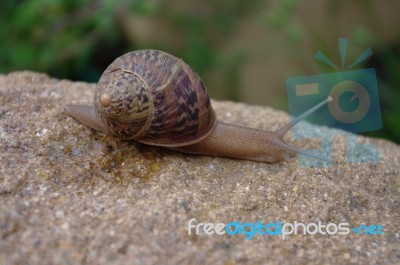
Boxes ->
[0,71,399,265]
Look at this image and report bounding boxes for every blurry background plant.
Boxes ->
[1,0,399,143]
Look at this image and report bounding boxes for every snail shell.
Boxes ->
[94,50,216,146]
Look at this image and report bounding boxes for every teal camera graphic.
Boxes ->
[286,38,382,166]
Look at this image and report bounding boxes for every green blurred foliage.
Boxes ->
[0,0,259,85]
[0,0,128,81]
[0,0,399,143]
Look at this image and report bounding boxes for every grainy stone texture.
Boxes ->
[0,71,399,265]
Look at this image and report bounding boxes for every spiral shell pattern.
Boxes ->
[94,50,216,147]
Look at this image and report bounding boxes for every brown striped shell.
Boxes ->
[94,50,217,147]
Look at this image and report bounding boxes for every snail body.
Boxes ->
[67,50,331,163]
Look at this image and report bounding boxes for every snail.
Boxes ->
[66,50,332,163]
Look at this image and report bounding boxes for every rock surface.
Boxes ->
[0,71,399,265]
